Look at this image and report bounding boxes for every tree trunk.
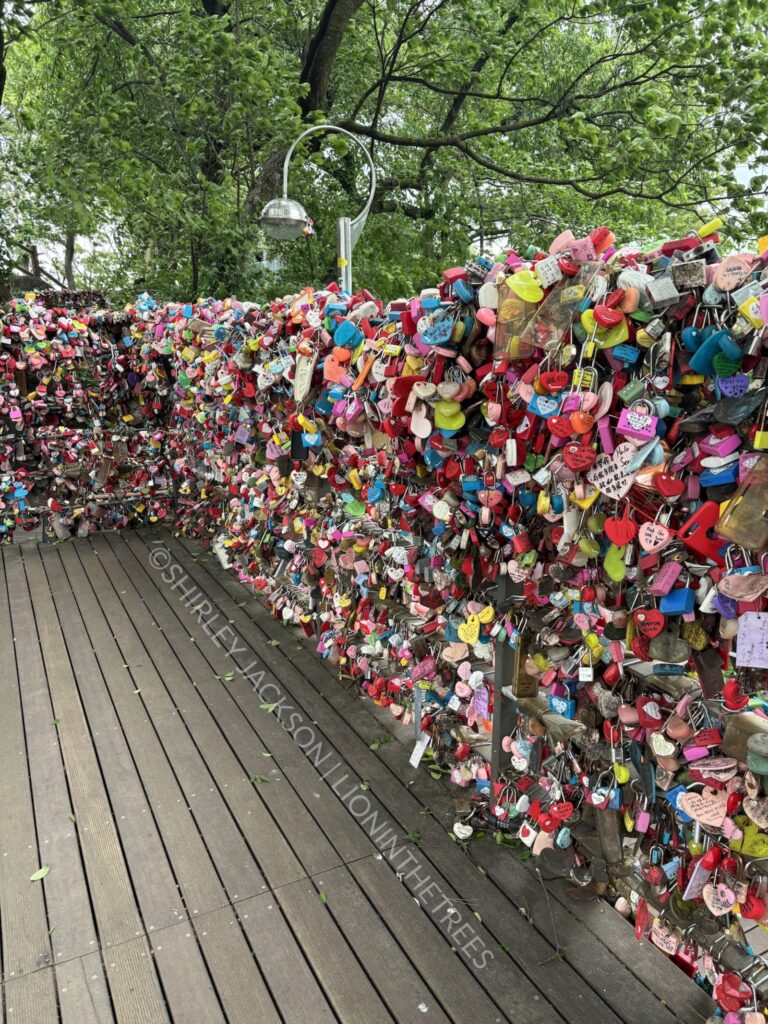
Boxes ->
[0,24,6,109]
[190,240,199,297]
[299,0,365,115]
[64,233,77,289]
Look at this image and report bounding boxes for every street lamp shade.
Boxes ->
[260,196,309,240]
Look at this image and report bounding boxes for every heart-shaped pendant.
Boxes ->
[702,881,736,916]
[604,508,637,546]
[547,415,575,438]
[677,785,727,827]
[539,370,569,393]
[653,472,685,498]
[561,441,596,472]
[638,520,674,553]
[633,608,666,638]
[570,409,595,433]
[453,821,474,841]
[586,443,637,501]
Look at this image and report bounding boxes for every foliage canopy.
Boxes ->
[2,0,767,300]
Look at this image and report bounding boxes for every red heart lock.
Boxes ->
[653,472,685,498]
[561,441,596,472]
[547,415,574,438]
[488,425,509,448]
[604,507,637,546]
[539,370,569,393]
[723,678,749,711]
[740,888,765,920]
[633,608,667,638]
[593,305,625,328]
[630,634,651,660]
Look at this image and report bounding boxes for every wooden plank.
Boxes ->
[73,536,304,893]
[38,544,195,934]
[547,878,715,1024]
[56,952,116,1024]
[5,557,100,957]
[275,876,396,1024]
[148,536,585,1024]
[146,922,226,1024]
[313,865,454,1024]
[3,971,59,1024]
[349,854,531,1024]
[0,551,56,1007]
[53,541,259,916]
[10,546,173,1022]
[234,892,339,1024]
[53,543,281,1021]
[113,530,372,867]
[181,906,280,1024]
[469,841,683,1024]
[7,547,133,955]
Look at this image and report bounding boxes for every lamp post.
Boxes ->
[260,124,377,294]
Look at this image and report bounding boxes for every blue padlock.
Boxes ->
[659,586,695,615]
[453,280,474,304]
[700,462,739,487]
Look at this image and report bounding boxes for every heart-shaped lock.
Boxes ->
[653,472,685,498]
[561,441,596,473]
[540,370,569,393]
[453,821,474,841]
[604,506,637,546]
[547,415,575,438]
[586,443,637,501]
[677,785,727,827]
[570,409,595,433]
[630,633,651,660]
[638,520,674,553]
[633,608,667,638]
[458,614,480,645]
[649,731,677,757]
[702,881,736,917]
[743,797,768,828]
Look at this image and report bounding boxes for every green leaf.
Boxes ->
[30,866,50,881]
[318,890,327,904]
[249,774,270,784]
[260,703,278,713]
[359,780,370,791]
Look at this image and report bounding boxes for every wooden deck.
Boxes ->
[0,529,714,1024]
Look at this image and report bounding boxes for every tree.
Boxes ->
[3,0,768,302]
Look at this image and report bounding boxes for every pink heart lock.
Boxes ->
[638,519,675,554]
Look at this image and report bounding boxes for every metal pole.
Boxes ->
[337,217,353,293]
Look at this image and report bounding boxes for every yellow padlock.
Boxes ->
[697,217,723,237]
[755,401,768,450]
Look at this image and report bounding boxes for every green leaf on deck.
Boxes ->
[30,866,50,881]
[260,702,278,713]
[249,774,270,784]
[318,891,327,904]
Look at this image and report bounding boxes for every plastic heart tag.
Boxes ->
[633,609,666,638]
[653,472,685,498]
[561,441,596,473]
[702,881,736,917]
[586,443,637,501]
[638,520,674,554]
[539,370,569,393]
[743,797,768,828]
[677,786,727,827]
[547,415,575,438]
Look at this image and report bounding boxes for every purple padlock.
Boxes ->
[712,591,737,618]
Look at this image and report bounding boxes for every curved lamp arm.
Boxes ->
[281,124,377,250]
